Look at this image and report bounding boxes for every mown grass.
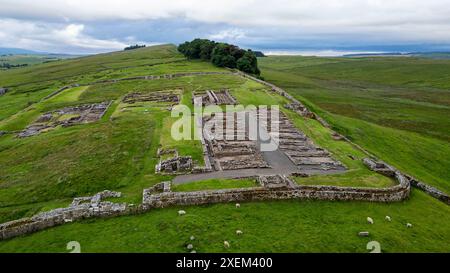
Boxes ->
[172,178,258,192]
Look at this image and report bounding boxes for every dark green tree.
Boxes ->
[237,50,260,75]
[178,39,260,75]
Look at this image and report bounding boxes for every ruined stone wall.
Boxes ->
[143,171,410,209]
[0,191,136,241]
[407,176,450,205]
[235,71,330,126]
[143,180,409,209]
[363,158,450,204]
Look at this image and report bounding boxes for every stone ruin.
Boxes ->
[202,112,269,171]
[18,101,111,138]
[193,89,237,106]
[0,87,7,96]
[142,171,410,209]
[0,190,130,241]
[155,148,193,173]
[364,158,450,205]
[363,158,397,177]
[284,102,314,118]
[122,90,180,105]
[260,109,345,171]
[197,108,345,172]
[257,175,297,189]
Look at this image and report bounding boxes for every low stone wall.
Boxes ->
[0,168,411,241]
[407,176,450,205]
[0,190,134,241]
[363,158,449,205]
[143,172,410,209]
[236,71,330,127]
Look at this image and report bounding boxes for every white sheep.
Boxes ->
[406,223,413,228]
[385,216,391,222]
[235,203,240,208]
[190,250,197,253]
[236,230,243,235]
[224,241,230,248]
[187,244,193,250]
[178,210,186,216]
[190,235,195,241]
[367,217,374,224]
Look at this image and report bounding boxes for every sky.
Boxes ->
[1,0,450,55]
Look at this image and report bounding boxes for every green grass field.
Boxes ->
[0,45,449,253]
[259,55,450,194]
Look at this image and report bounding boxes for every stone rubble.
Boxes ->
[156,156,193,173]
[193,89,237,106]
[18,101,111,138]
[122,90,180,105]
[0,190,129,241]
[262,110,345,171]
[202,112,269,171]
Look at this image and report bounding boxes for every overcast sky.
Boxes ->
[1,0,450,54]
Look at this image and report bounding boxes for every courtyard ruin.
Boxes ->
[18,101,111,138]
[193,89,237,106]
[122,90,181,105]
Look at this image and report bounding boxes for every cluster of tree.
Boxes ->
[124,44,146,51]
[178,39,261,75]
[0,63,28,69]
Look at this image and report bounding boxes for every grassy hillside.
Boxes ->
[0,45,449,253]
[259,56,450,194]
[0,54,60,67]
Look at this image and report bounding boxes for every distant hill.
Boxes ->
[0,47,83,58]
[343,51,450,59]
[0,47,43,55]
[343,52,406,57]
[409,52,450,59]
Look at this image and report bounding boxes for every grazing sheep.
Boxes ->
[236,230,243,235]
[187,244,193,250]
[385,216,391,222]
[367,217,374,224]
[190,235,195,241]
[191,250,196,253]
[235,203,240,208]
[224,241,230,248]
[178,210,186,216]
[406,223,413,228]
